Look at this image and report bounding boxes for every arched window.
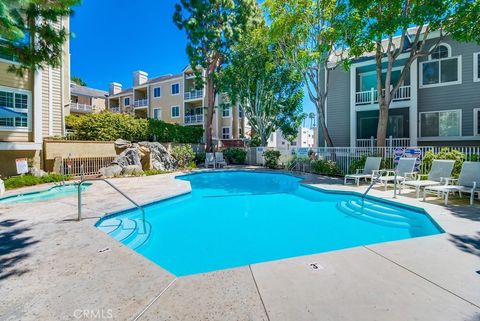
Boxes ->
[429,44,451,60]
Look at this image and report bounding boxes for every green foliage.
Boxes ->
[347,154,386,175]
[4,173,72,190]
[223,148,247,165]
[263,150,281,169]
[311,160,341,176]
[171,145,196,168]
[248,134,261,147]
[194,152,206,165]
[65,112,203,143]
[422,148,466,177]
[144,169,171,176]
[71,76,87,86]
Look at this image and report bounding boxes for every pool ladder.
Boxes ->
[360,170,389,206]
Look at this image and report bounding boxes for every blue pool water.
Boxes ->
[96,171,442,276]
[0,183,91,204]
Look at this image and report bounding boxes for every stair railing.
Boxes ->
[361,170,387,206]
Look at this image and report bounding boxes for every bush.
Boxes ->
[263,150,281,169]
[171,145,196,168]
[66,112,203,143]
[348,154,386,174]
[311,160,341,176]
[4,173,72,190]
[194,152,206,165]
[144,169,171,176]
[223,148,247,164]
[422,148,465,177]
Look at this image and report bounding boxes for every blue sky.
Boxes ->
[70,0,315,114]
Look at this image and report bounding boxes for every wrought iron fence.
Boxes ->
[62,156,116,176]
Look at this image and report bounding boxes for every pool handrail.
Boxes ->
[361,169,388,205]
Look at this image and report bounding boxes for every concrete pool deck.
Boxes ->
[0,169,479,321]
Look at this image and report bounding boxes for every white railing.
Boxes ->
[110,106,120,113]
[184,90,204,100]
[62,156,116,176]
[355,85,411,105]
[184,114,204,124]
[356,137,411,148]
[134,99,148,107]
[70,103,93,113]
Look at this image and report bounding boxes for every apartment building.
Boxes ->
[0,18,70,177]
[268,127,315,149]
[69,83,108,115]
[320,27,480,147]
[107,66,250,141]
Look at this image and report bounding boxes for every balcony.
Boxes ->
[110,106,120,113]
[356,137,410,148]
[184,90,203,100]
[184,114,204,124]
[355,85,411,105]
[70,103,93,113]
[134,99,148,108]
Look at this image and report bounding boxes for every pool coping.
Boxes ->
[0,182,93,203]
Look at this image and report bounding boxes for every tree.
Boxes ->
[71,76,87,86]
[266,0,349,148]
[0,0,28,40]
[308,112,316,128]
[173,0,261,151]
[220,25,304,146]
[346,0,480,147]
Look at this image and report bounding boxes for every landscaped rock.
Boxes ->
[114,139,132,150]
[122,165,143,175]
[99,164,122,178]
[138,141,177,170]
[113,148,142,168]
[30,167,47,177]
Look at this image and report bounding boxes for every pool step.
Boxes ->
[345,200,419,223]
[336,201,411,229]
[97,217,151,250]
[97,218,122,234]
[124,219,152,249]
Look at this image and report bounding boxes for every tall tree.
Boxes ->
[347,0,480,147]
[0,0,28,40]
[308,112,315,128]
[265,0,349,148]
[2,0,79,77]
[173,0,261,151]
[220,25,304,146]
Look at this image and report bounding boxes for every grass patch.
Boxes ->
[144,169,172,176]
[4,174,73,190]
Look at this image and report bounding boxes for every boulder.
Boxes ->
[138,141,177,170]
[122,165,143,175]
[29,167,47,177]
[99,164,122,178]
[114,139,132,150]
[112,148,142,168]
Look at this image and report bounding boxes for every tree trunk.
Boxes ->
[205,75,215,152]
[316,100,334,147]
[261,133,267,147]
[376,101,389,147]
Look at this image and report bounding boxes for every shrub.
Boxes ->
[263,150,281,169]
[144,169,171,176]
[348,154,386,174]
[248,134,261,147]
[422,148,465,177]
[4,173,72,190]
[171,145,196,168]
[194,152,206,165]
[311,160,341,176]
[223,148,247,164]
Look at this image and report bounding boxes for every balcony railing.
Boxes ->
[356,137,410,148]
[184,90,204,100]
[134,99,148,107]
[355,85,411,105]
[70,103,93,113]
[184,114,204,124]
[110,106,120,113]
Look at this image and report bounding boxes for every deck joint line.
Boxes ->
[364,246,480,310]
[131,278,177,321]
[249,265,271,321]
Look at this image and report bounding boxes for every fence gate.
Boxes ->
[62,157,116,176]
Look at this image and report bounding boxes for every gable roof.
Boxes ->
[71,84,108,98]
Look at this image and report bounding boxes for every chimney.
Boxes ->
[109,82,122,95]
[133,70,148,86]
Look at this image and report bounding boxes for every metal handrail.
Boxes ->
[361,170,387,206]
[77,177,147,233]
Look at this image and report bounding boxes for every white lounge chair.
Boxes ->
[205,153,216,168]
[344,157,382,186]
[378,157,417,192]
[215,152,227,167]
[402,159,455,198]
[423,161,480,205]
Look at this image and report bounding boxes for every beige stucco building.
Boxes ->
[0,17,71,177]
[107,66,251,142]
[68,83,108,116]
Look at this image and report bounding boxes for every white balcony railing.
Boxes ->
[134,99,148,107]
[110,106,120,113]
[184,114,204,124]
[70,103,93,113]
[355,85,411,105]
[184,90,204,100]
[356,137,411,148]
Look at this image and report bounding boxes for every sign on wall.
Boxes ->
[15,158,29,174]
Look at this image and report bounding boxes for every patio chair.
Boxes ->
[423,161,480,205]
[215,152,227,167]
[205,153,216,168]
[344,157,382,186]
[402,160,455,198]
[378,157,417,192]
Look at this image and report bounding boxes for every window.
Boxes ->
[238,105,244,118]
[222,104,231,118]
[420,44,461,88]
[420,110,461,137]
[474,108,480,136]
[153,87,161,98]
[153,108,162,120]
[222,127,230,139]
[474,52,480,82]
[171,105,180,118]
[239,127,243,137]
[124,97,130,106]
[0,87,30,130]
[171,83,180,95]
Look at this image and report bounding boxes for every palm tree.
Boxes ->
[308,112,316,128]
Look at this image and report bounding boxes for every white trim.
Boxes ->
[124,97,130,106]
[48,66,53,136]
[34,70,42,143]
[418,136,480,142]
[222,105,231,118]
[474,52,480,83]
[409,60,418,146]
[474,108,480,136]
[419,109,462,138]
[350,66,357,147]
[0,142,42,150]
[351,52,411,68]
[221,126,231,139]
[0,85,33,133]
[152,107,162,120]
[428,43,452,60]
[171,105,180,118]
[153,86,161,99]
[171,83,180,96]
[419,55,462,89]
[0,57,21,65]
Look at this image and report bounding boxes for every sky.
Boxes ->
[70,0,316,115]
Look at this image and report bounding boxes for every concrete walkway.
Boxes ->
[1,170,479,321]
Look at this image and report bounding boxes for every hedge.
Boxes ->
[66,112,203,143]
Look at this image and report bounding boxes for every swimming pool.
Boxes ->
[0,183,91,204]
[96,171,442,276]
